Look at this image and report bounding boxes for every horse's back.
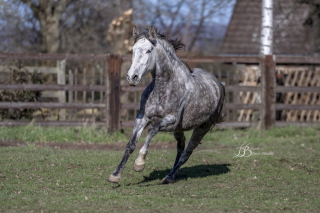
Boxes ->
[191,68,222,93]
[192,68,218,80]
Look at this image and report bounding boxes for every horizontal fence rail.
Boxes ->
[0,120,105,127]
[120,120,320,128]
[1,120,316,128]
[2,53,319,64]
[0,102,105,109]
[275,86,320,93]
[122,54,320,64]
[0,53,107,60]
[121,103,320,111]
[121,103,263,110]
[0,84,105,91]
[275,104,320,110]
[1,84,317,93]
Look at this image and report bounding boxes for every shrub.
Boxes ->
[0,62,43,119]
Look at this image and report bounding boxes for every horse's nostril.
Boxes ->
[133,75,138,81]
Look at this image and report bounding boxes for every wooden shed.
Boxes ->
[220,0,319,55]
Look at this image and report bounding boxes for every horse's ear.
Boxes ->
[133,26,139,37]
[149,26,157,40]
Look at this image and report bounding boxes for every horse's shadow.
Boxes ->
[139,163,231,184]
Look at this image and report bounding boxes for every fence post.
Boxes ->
[57,60,66,120]
[106,54,121,131]
[261,55,276,129]
[68,70,73,119]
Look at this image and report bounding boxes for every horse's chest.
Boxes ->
[145,100,165,117]
[145,92,178,117]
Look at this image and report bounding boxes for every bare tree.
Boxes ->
[0,0,233,54]
[20,0,74,53]
[0,0,41,52]
[0,0,132,53]
[188,0,232,51]
[133,0,234,53]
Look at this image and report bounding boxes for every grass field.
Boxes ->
[0,125,319,212]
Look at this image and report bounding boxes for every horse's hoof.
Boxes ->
[133,163,145,172]
[161,176,174,184]
[108,175,120,184]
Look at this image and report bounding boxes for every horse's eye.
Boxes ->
[146,50,151,53]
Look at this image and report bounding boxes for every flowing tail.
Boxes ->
[216,83,225,124]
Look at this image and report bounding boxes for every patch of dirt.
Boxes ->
[0,140,177,151]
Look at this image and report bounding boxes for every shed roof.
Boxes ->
[220,0,314,55]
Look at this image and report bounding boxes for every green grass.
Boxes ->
[0,124,127,143]
[0,126,320,212]
[0,124,177,143]
[2,124,319,145]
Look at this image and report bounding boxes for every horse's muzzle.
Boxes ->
[129,81,138,86]
[127,74,140,86]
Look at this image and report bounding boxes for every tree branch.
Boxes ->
[166,0,186,37]
[187,0,207,51]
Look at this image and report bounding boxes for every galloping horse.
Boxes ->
[108,26,225,184]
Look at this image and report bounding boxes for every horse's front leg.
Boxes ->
[134,115,176,172]
[108,118,148,183]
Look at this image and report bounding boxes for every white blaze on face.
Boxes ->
[127,38,155,85]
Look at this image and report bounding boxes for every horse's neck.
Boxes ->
[154,52,172,83]
[153,43,189,85]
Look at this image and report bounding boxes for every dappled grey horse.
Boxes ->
[108,26,225,184]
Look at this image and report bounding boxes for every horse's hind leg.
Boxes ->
[173,132,186,167]
[161,126,210,184]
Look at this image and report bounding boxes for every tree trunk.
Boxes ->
[22,0,72,53]
[260,0,273,55]
[260,0,275,130]
[38,12,61,53]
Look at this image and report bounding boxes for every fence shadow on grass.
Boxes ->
[138,163,231,184]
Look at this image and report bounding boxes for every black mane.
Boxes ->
[134,27,185,52]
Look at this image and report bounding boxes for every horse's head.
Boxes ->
[127,26,157,86]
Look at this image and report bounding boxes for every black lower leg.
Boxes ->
[162,126,210,184]
[112,142,136,176]
[173,132,186,167]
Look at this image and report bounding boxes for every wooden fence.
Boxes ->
[0,53,319,130]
